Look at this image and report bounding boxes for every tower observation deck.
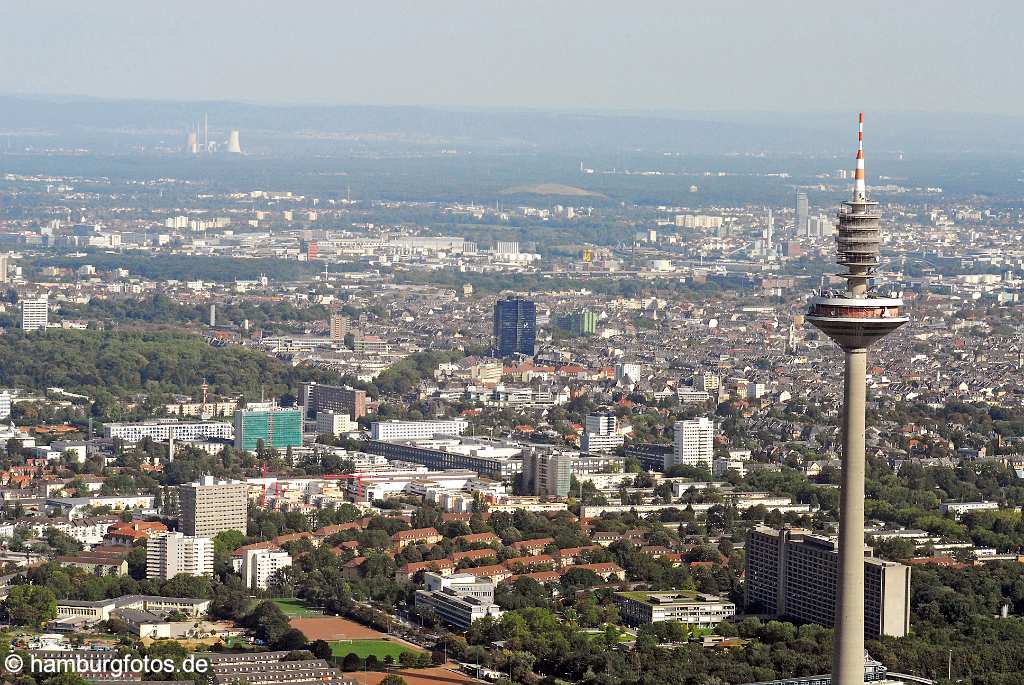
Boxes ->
[806,113,908,351]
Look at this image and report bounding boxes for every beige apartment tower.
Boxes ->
[745,526,910,639]
[178,476,248,537]
[329,314,349,341]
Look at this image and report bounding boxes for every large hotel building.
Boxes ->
[745,526,910,639]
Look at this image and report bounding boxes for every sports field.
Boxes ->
[344,667,481,685]
[273,599,323,617]
[290,615,384,640]
[329,638,424,660]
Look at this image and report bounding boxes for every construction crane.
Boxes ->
[322,473,366,502]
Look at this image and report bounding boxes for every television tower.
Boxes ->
[806,113,908,685]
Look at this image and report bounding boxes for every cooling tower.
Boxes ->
[186,131,198,154]
[227,130,242,154]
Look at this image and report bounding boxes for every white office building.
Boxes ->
[370,419,468,441]
[415,572,501,631]
[146,532,214,580]
[581,413,624,453]
[21,297,49,331]
[615,591,736,626]
[713,457,748,478]
[669,418,715,469]
[241,547,293,590]
[585,414,616,435]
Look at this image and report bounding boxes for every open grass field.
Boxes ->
[329,638,424,660]
[344,666,482,685]
[273,599,323,617]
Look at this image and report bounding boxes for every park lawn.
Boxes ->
[329,639,424,661]
[272,599,323,617]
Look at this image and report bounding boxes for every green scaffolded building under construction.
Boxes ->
[233,405,302,451]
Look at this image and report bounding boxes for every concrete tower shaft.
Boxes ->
[804,114,908,685]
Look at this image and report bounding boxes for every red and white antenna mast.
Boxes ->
[853,112,866,201]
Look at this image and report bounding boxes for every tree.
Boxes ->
[242,601,292,645]
[43,527,83,556]
[4,585,57,627]
[41,675,92,685]
[309,640,333,661]
[213,529,246,557]
[380,676,407,685]
[161,574,212,599]
[126,544,148,580]
[273,628,309,651]
[210,578,254,621]
[341,653,362,672]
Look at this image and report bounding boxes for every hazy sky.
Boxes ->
[1,1,1018,114]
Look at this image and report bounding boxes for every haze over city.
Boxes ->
[0,4,1022,685]
[1,1,1021,114]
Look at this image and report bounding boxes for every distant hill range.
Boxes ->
[2,95,1024,156]
[499,183,606,198]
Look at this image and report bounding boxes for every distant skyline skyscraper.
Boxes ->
[806,114,908,685]
[492,298,536,357]
[795,191,809,235]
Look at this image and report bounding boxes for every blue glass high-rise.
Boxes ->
[492,298,536,356]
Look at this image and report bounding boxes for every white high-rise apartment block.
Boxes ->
[0,254,8,284]
[0,392,10,420]
[669,418,715,469]
[675,214,723,230]
[21,297,49,331]
[241,547,292,590]
[698,372,720,392]
[370,419,468,441]
[179,476,248,537]
[316,411,356,437]
[146,532,214,580]
[103,420,234,443]
[614,363,641,384]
